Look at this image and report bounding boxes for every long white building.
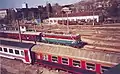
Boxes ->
[44,12,99,25]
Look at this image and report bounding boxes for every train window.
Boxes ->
[50,20,52,22]
[3,48,8,52]
[52,56,58,63]
[9,49,13,53]
[86,63,95,70]
[71,19,74,21]
[62,58,68,65]
[43,54,48,61]
[101,66,111,73]
[73,60,80,67]
[15,50,19,55]
[54,20,56,22]
[21,51,24,56]
[0,47,2,51]
[22,26,24,28]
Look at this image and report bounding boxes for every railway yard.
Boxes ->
[1,23,120,74]
[29,24,120,52]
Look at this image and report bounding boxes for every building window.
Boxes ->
[101,66,111,73]
[3,48,7,52]
[52,56,58,63]
[86,63,95,70]
[0,47,2,51]
[21,51,24,56]
[15,50,19,55]
[73,60,80,67]
[9,49,13,53]
[62,58,68,65]
[43,54,48,61]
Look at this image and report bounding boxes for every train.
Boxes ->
[58,20,86,25]
[0,31,86,48]
[0,40,119,74]
[57,19,98,25]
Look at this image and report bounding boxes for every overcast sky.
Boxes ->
[0,0,80,8]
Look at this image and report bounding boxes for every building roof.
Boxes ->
[103,64,120,74]
[52,11,99,18]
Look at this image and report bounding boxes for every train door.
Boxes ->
[24,50,30,63]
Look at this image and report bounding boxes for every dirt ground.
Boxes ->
[0,57,67,74]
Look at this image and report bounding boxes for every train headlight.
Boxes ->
[72,41,76,44]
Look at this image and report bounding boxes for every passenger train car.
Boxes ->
[31,44,120,74]
[0,40,119,74]
[0,31,42,41]
[0,31,85,48]
[0,40,34,63]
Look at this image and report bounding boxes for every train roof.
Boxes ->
[0,40,34,49]
[0,31,41,35]
[43,32,80,37]
[31,44,120,66]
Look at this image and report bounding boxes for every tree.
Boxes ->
[107,0,119,17]
[46,3,53,13]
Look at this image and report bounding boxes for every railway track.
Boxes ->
[83,45,120,53]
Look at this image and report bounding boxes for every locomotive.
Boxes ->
[0,31,85,48]
[0,40,119,74]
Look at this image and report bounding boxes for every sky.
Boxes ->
[0,0,80,8]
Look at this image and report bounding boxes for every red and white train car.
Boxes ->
[0,40,34,63]
[0,31,41,41]
[31,44,120,74]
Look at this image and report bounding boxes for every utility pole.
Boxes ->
[46,1,51,25]
[38,9,41,26]
[62,11,64,25]
[93,10,95,26]
[38,8,44,32]
[14,9,22,42]
[17,19,22,42]
[66,12,69,34]
[93,1,96,26]
[22,12,24,20]
[32,11,36,32]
